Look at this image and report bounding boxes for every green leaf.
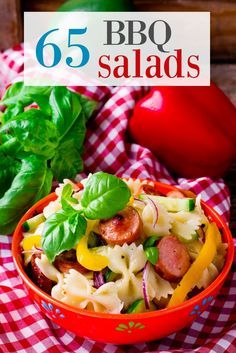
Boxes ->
[34,168,53,202]
[78,94,97,122]
[0,154,21,199]
[42,210,87,262]
[0,136,24,159]
[0,109,59,159]
[143,236,160,250]
[30,94,52,116]
[50,90,96,181]
[0,82,52,107]
[0,155,52,234]
[145,247,159,266]
[61,184,79,212]
[50,113,86,181]
[1,102,24,124]
[81,172,131,219]
[51,141,84,182]
[61,199,73,213]
[49,87,82,139]
[61,184,73,199]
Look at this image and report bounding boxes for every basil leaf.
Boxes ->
[0,82,32,107]
[35,168,53,202]
[42,210,87,262]
[61,184,77,212]
[145,247,159,265]
[49,87,82,139]
[143,236,161,250]
[67,196,78,204]
[0,154,21,198]
[62,184,73,199]
[0,155,52,234]
[0,82,52,107]
[0,136,24,159]
[0,109,59,159]
[30,94,52,116]
[2,102,24,124]
[51,142,83,181]
[61,198,76,213]
[78,94,97,122]
[81,172,131,219]
[50,112,86,181]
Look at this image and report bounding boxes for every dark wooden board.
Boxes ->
[22,0,236,61]
[0,0,22,51]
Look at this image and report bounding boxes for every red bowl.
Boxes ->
[12,181,234,344]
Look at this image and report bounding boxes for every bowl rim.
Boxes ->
[12,180,235,320]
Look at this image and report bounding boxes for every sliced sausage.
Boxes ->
[166,190,185,198]
[155,235,190,281]
[99,206,142,245]
[30,253,55,294]
[167,189,196,198]
[53,249,88,274]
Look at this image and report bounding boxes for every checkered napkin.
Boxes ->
[0,45,235,353]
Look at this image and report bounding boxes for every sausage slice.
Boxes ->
[166,190,185,198]
[155,235,190,281]
[99,206,142,245]
[53,249,88,274]
[30,253,55,294]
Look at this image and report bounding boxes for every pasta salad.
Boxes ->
[21,172,226,314]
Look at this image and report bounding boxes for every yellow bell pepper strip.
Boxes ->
[76,220,109,271]
[22,235,41,251]
[168,222,221,308]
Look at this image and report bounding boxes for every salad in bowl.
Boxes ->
[20,172,227,315]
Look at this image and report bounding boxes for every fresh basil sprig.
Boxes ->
[143,235,160,265]
[42,210,87,262]
[42,172,131,262]
[0,83,97,234]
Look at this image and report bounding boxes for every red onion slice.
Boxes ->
[142,262,150,309]
[146,196,159,228]
[93,271,105,289]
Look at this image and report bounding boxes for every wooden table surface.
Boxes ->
[0,0,235,234]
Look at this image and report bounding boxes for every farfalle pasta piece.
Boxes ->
[55,269,123,314]
[43,200,62,219]
[35,254,65,299]
[123,178,155,197]
[196,263,219,289]
[213,243,227,271]
[99,243,146,306]
[186,240,203,260]
[195,195,209,227]
[141,202,172,236]
[170,210,202,241]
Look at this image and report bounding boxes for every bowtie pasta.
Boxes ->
[22,173,226,314]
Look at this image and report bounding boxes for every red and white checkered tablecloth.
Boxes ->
[0,45,235,353]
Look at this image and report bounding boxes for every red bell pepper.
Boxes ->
[128,83,236,178]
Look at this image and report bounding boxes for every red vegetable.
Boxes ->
[30,254,54,294]
[142,262,150,309]
[93,271,105,289]
[128,83,236,178]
